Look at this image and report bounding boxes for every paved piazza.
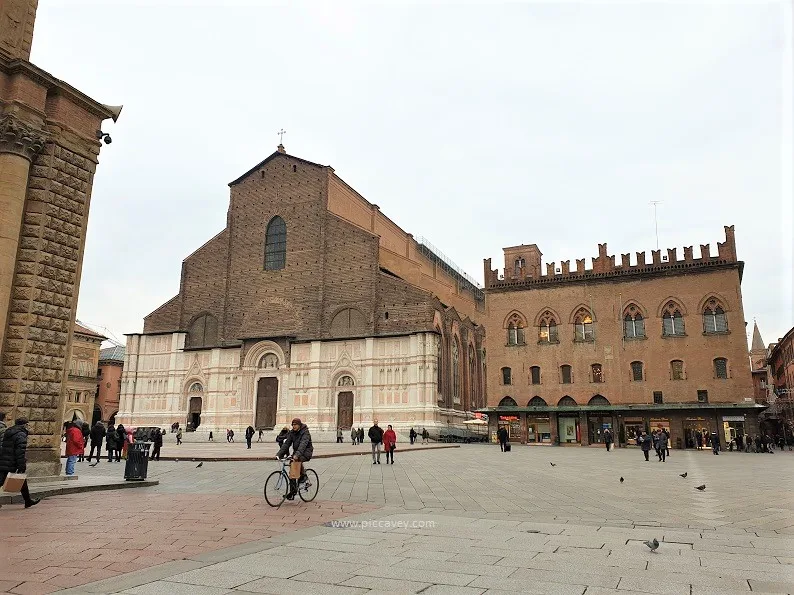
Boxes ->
[2,445,792,594]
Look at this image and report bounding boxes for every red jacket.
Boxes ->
[65,425,85,456]
[383,429,397,450]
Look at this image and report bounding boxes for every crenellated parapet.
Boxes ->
[483,225,739,290]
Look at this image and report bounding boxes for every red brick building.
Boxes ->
[766,325,794,441]
[95,344,124,425]
[479,226,763,448]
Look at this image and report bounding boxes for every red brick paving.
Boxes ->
[0,492,376,594]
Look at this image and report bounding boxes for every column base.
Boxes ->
[24,447,62,478]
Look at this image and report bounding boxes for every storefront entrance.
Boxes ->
[623,418,644,445]
[588,415,612,444]
[527,416,551,443]
[683,418,709,449]
[498,415,521,441]
[722,415,745,445]
[557,416,580,444]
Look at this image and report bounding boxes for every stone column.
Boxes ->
[0,114,46,355]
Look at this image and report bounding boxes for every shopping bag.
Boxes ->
[504,442,511,452]
[2,472,26,492]
[289,461,302,479]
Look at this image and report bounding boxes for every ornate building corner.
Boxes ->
[0,114,47,160]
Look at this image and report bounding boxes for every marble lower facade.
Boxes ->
[117,331,470,437]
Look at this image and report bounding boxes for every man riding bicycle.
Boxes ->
[276,418,313,500]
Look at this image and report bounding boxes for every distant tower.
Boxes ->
[749,321,766,370]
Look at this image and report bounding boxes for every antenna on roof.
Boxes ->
[649,201,663,250]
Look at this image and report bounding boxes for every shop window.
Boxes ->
[560,364,572,384]
[501,367,512,385]
[630,361,644,381]
[530,366,541,385]
[697,390,709,403]
[591,363,603,383]
[714,358,728,379]
[671,359,684,380]
[653,391,663,404]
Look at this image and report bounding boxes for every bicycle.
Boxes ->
[264,457,319,506]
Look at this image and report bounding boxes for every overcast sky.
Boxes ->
[32,1,792,348]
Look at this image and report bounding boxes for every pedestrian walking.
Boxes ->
[422,428,429,444]
[409,427,417,445]
[245,425,255,449]
[710,431,720,455]
[745,433,752,453]
[176,428,183,445]
[383,424,397,464]
[736,433,744,452]
[497,426,508,452]
[663,428,670,457]
[76,421,90,462]
[0,418,40,508]
[640,431,652,461]
[604,428,613,452]
[152,428,163,461]
[358,427,364,445]
[350,428,357,445]
[368,420,384,464]
[336,427,343,443]
[657,430,668,462]
[65,421,84,475]
[228,429,235,443]
[87,421,106,463]
[208,431,214,441]
[105,424,116,462]
[257,429,264,442]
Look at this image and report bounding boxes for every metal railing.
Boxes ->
[415,236,484,301]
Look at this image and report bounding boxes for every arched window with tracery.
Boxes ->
[499,396,517,407]
[505,313,526,346]
[435,332,443,399]
[186,314,218,348]
[452,339,461,404]
[538,310,559,343]
[623,304,645,338]
[264,216,287,271]
[703,298,728,333]
[661,301,686,336]
[573,308,594,342]
[468,346,477,408]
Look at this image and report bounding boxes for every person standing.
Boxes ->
[276,418,313,500]
[422,428,429,444]
[604,428,613,452]
[151,428,163,461]
[711,430,720,455]
[115,424,126,461]
[176,428,183,446]
[208,431,214,441]
[368,420,384,464]
[105,424,117,462]
[257,429,264,442]
[358,427,364,445]
[497,426,508,452]
[336,428,343,444]
[87,421,106,463]
[640,431,652,461]
[350,427,357,445]
[663,428,671,457]
[245,425,255,449]
[735,433,744,453]
[409,427,417,445]
[657,430,668,462]
[65,421,84,475]
[383,424,397,464]
[0,418,40,508]
[228,429,235,443]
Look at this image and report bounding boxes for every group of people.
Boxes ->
[637,429,671,461]
[727,433,785,454]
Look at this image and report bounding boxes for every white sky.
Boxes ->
[31,1,793,347]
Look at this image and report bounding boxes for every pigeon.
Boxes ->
[695,484,706,491]
[196,462,203,468]
[620,477,624,483]
[550,462,556,467]
[644,538,660,553]
[679,472,687,478]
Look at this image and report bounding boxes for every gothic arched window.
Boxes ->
[499,396,518,407]
[264,216,287,271]
[662,301,685,336]
[505,312,526,346]
[623,304,645,338]
[703,299,728,333]
[574,308,594,342]
[538,311,559,343]
[452,339,461,404]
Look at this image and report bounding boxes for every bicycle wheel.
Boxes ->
[298,468,319,502]
[264,470,289,507]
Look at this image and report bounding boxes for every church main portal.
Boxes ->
[256,377,278,429]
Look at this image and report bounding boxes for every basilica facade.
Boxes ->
[117,146,485,438]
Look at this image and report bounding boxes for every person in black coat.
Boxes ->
[87,422,106,463]
[115,424,126,461]
[105,424,117,462]
[0,418,40,508]
[276,427,289,447]
[77,421,90,462]
[151,428,163,461]
[497,427,508,452]
[245,425,255,449]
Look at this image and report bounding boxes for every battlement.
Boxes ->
[484,225,738,289]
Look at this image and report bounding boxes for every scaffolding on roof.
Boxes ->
[415,236,484,302]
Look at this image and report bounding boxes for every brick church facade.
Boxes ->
[480,226,763,449]
[118,146,485,437]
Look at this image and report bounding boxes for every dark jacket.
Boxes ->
[106,426,117,450]
[277,424,313,461]
[640,435,652,451]
[276,428,289,447]
[497,427,508,443]
[0,424,28,474]
[245,426,255,439]
[116,425,126,447]
[153,431,163,447]
[368,425,384,444]
[90,423,106,444]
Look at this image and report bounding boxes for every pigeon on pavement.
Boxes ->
[644,538,660,553]
[620,477,624,483]
[679,472,687,478]
[196,462,203,468]
[695,484,706,491]
[550,462,556,467]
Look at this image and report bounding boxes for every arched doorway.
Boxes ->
[336,376,354,429]
[256,378,278,429]
[187,382,203,430]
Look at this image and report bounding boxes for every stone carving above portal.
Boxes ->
[0,114,47,160]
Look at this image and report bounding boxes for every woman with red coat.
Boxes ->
[383,425,397,465]
[64,421,85,475]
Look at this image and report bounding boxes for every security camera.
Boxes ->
[95,130,112,145]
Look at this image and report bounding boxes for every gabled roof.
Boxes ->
[73,321,107,340]
[751,322,765,352]
[228,149,330,187]
[99,345,126,362]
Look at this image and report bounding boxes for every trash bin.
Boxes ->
[124,442,151,481]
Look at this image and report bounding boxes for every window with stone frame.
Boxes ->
[661,301,686,336]
[452,339,461,404]
[574,308,595,342]
[671,359,684,380]
[623,304,645,338]
[560,364,572,384]
[703,298,728,333]
[591,363,604,383]
[468,347,477,407]
[630,361,644,381]
[714,357,728,379]
[530,366,541,385]
[501,367,512,385]
[264,215,287,271]
[538,311,559,343]
[506,313,526,346]
[513,257,525,277]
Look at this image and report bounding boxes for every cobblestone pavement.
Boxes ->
[5,445,794,594]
